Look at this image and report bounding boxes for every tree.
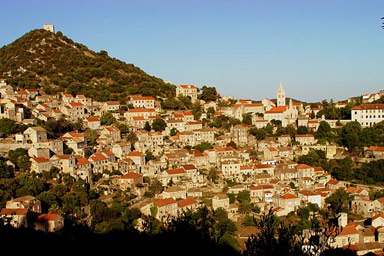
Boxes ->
[145,151,155,162]
[0,118,18,137]
[340,122,362,153]
[249,127,266,140]
[243,209,304,256]
[206,107,215,119]
[297,126,309,135]
[170,128,178,136]
[152,118,167,132]
[242,113,252,125]
[0,159,12,178]
[237,190,251,204]
[193,142,213,153]
[207,168,218,182]
[126,131,138,150]
[144,121,151,132]
[191,102,202,120]
[148,178,163,195]
[199,86,217,102]
[316,121,332,141]
[325,189,354,214]
[100,112,115,125]
[8,148,30,171]
[84,129,98,146]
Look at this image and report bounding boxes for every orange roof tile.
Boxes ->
[166,169,186,175]
[265,106,288,114]
[33,157,49,163]
[121,172,143,179]
[37,214,60,222]
[177,198,197,208]
[280,193,298,199]
[154,198,177,207]
[128,152,143,157]
[68,102,84,107]
[0,208,28,215]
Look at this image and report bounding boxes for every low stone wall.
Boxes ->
[0,143,32,154]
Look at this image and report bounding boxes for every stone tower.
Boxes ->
[277,82,286,107]
[43,24,55,33]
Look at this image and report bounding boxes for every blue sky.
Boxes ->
[1,0,383,102]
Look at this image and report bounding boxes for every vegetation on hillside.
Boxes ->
[0,29,175,101]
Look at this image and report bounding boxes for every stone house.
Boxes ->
[130,96,155,109]
[23,126,47,143]
[212,194,230,210]
[176,85,198,102]
[34,214,64,233]
[153,198,178,220]
[31,157,53,173]
[277,193,300,215]
[295,134,317,145]
[161,186,187,200]
[6,195,42,213]
[177,198,199,213]
[119,172,143,191]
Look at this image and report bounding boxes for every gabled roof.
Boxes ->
[33,157,50,163]
[128,108,155,113]
[68,102,84,107]
[37,214,60,222]
[177,198,198,208]
[154,198,177,207]
[90,153,108,162]
[121,172,143,179]
[372,213,384,221]
[280,193,298,199]
[131,96,154,101]
[295,134,314,138]
[367,146,384,152]
[0,208,28,215]
[265,106,288,114]
[327,179,339,185]
[296,164,313,169]
[76,158,90,165]
[166,169,186,175]
[128,152,143,157]
[352,104,384,110]
[179,84,196,89]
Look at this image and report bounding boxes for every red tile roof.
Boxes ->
[128,152,143,157]
[68,102,84,107]
[280,193,298,199]
[33,157,50,163]
[179,84,196,89]
[177,198,198,208]
[91,153,108,162]
[297,164,313,169]
[76,158,90,165]
[367,146,384,152]
[131,96,154,100]
[352,104,384,110]
[121,172,143,179]
[0,208,28,215]
[154,198,177,207]
[37,214,60,222]
[166,169,186,175]
[265,106,288,114]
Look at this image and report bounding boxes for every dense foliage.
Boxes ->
[0,29,175,100]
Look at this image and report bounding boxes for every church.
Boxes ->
[263,83,298,127]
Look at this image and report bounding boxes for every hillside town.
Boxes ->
[2,68,384,255]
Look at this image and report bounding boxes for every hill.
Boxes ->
[0,29,175,101]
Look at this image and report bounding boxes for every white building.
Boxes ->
[43,24,55,33]
[176,85,198,102]
[351,104,384,127]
